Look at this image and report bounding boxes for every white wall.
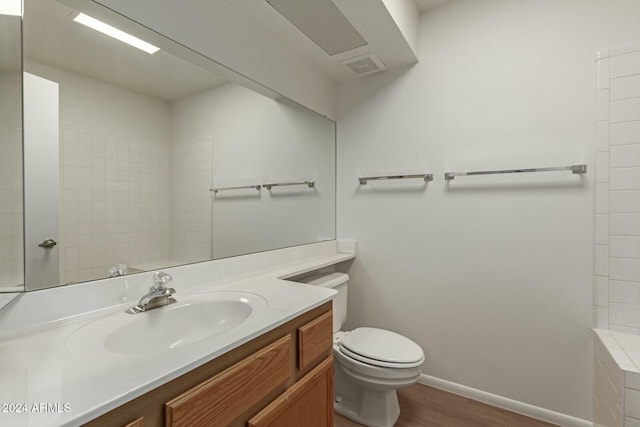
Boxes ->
[25,61,172,284]
[94,0,337,120]
[594,45,640,335]
[171,83,335,261]
[337,0,640,421]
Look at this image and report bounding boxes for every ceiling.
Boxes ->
[228,0,420,83]
[413,0,450,12]
[23,0,227,102]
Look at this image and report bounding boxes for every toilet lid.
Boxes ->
[339,327,424,368]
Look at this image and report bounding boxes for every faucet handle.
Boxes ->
[152,271,172,290]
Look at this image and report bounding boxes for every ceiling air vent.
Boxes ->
[341,53,386,76]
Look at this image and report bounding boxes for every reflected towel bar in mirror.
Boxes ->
[263,181,315,190]
[358,174,434,185]
[444,164,587,181]
[210,185,262,194]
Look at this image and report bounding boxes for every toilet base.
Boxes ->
[334,362,400,427]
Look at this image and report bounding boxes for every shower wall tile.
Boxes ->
[611,51,640,78]
[595,275,609,307]
[612,98,640,123]
[596,183,610,213]
[610,258,640,282]
[612,75,640,100]
[595,245,610,276]
[610,303,640,328]
[598,90,611,121]
[596,152,610,182]
[611,236,640,259]
[610,280,640,304]
[611,145,640,167]
[596,214,610,244]
[598,58,611,90]
[611,121,640,145]
[597,121,611,151]
[611,214,640,236]
[595,45,640,335]
[611,167,640,190]
[611,191,640,212]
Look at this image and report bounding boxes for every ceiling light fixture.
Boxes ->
[73,13,160,54]
[0,0,21,16]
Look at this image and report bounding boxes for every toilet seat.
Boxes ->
[338,327,424,369]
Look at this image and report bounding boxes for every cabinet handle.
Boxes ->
[38,239,57,249]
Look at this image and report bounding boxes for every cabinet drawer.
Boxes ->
[248,355,334,427]
[165,335,291,427]
[298,311,333,371]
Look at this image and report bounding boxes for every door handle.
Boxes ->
[38,239,57,249]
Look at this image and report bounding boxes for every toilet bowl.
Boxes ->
[300,272,424,427]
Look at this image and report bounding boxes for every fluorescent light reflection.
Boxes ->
[73,13,160,54]
[0,0,21,16]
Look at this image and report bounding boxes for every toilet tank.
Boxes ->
[300,272,348,333]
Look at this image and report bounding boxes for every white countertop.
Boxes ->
[0,244,354,427]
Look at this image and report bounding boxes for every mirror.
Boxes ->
[0,6,23,293]
[18,0,335,290]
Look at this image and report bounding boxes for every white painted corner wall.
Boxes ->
[336,0,640,421]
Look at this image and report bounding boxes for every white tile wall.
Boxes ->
[611,214,640,236]
[612,191,640,213]
[599,89,612,121]
[612,99,640,123]
[595,45,640,334]
[598,121,612,151]
[611,121,640,146]
[612,75,640,101]
[610,259,640,283]
[59,126,171,284]
[595,330,640,426]
[169,136,212,264]
[597,152,611,182]
[610,280,640,304]
[611,51,640,78]
[0,126,23,288]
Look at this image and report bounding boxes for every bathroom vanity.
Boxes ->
[87,304,333,427]
[0,241,354,427]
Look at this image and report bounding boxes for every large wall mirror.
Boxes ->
[8,0,335,291]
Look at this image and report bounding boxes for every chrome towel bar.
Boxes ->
[358,174,434,185]
[444,164,587,181]
[263,180,315,190]
[210,184,261,193]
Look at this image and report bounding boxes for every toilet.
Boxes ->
[300,272,424,427]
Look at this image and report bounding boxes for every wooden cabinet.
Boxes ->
[165,335,291,427]
[248,356,333,427]
[124,418,144,427]
[298,310,333,371]
[83,302,333,427]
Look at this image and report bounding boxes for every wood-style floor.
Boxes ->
[334,384,557,427]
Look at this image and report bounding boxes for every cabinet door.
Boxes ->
[248,356,334,427]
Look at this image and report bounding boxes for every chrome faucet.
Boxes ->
[126,271,176,314]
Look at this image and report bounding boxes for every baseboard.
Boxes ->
[418,374,592,427]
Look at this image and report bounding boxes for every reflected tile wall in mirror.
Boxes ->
[0,14,24,292]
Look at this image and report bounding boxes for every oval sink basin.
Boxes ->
[66,291,267,355]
